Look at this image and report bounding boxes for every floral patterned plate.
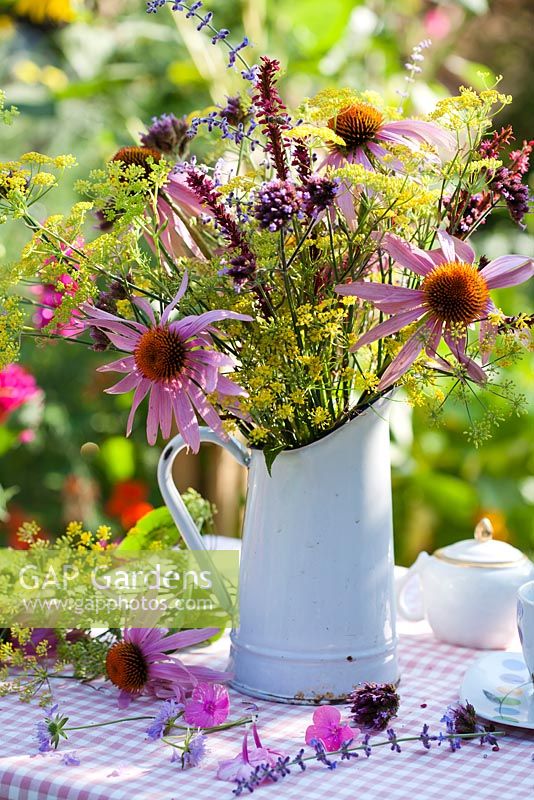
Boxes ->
[460,651,534,729]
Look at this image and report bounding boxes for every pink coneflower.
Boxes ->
[183,682,230,727]
[336,230,534,390]
[111,146,205,259]
[322,105,453,223]
[81,274,251,450]
[0,364,40,423]
[105,627,231,709]
[158,171,207,260]
[325,105,452,171]
[305,706,355,753]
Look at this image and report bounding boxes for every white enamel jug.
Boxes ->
[157,399,399,703]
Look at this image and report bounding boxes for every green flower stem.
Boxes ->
[21,211,161,301]
[65,716,154,732]
[162,736,183,750]
[299,729,506,764]
[63,713,252,735]
[169,715,253,735]
[285,219,319,272]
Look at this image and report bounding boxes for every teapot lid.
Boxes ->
[434,518,525,568]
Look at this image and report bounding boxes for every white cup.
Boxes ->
[517,581,534,681]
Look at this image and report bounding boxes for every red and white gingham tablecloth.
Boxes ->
[1,621,533,800]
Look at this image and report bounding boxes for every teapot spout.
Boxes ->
[396,551,429,622]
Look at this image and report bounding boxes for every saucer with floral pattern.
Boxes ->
[460,651,534,729]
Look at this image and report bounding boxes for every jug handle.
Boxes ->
[157,430,250,614]
[396,552,429,622]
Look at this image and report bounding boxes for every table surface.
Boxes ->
[1,621,533,800]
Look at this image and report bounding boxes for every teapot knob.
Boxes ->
[474,517,494,542]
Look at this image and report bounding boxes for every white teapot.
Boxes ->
[397,519,534,649]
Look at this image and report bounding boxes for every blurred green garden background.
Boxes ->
[0,0,532,562]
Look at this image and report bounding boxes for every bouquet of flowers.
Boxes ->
[1,1,532,468]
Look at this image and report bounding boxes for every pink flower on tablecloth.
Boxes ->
[336,230,534,390]
[81,273,251,449]
[183,682,230,727]
[217,724,286,783]
[105,627,231,709]
[0,364,40,423]
[305,706,355,752]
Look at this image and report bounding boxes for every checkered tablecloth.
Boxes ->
[1,622,533,800]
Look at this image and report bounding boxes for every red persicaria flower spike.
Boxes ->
[252,56,291,181]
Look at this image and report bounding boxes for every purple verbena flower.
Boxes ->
[220,95,250,128]
[141,113,190,157]
[253,179,302,231]
[300,175,340,218]
[347,682,400,733]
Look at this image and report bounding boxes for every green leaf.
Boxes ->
[263,444,285,476]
